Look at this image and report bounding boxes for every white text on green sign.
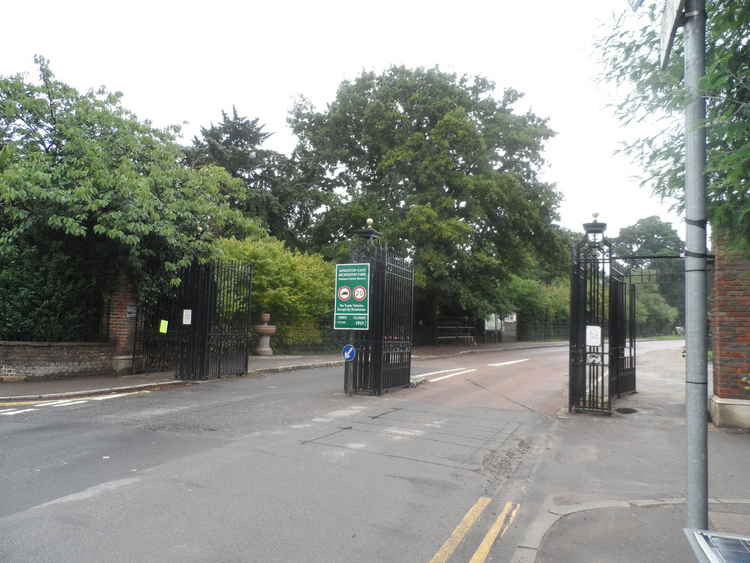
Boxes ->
[334,263,370,330]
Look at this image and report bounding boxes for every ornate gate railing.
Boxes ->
[140,261,252,380]
[569,219,636,414]
[347,231,414,395]
[611,267,637,396]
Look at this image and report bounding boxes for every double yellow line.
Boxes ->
[429,497,520,563]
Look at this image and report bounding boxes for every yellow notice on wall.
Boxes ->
[159,320,168,334]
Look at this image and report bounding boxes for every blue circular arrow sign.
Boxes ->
[342,344,356,361]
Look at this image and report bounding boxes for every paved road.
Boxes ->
[3,340,746,562]
[0,344,561,562]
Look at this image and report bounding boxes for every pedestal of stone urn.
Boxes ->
[254,313,277,356]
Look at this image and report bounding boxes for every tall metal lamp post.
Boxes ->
[630,0,708,529]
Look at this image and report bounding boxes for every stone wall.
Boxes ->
[0,341,115,381]
[0,275,142,382]
[710,236,750,427]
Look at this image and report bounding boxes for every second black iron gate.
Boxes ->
[141,261,253,380]
[347,240,414,395]
[569,223,636,414]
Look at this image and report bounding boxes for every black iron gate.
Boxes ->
[569,220,637,414]
[140,261,252,380]
[610,269,637,396]
[347,234,414,395]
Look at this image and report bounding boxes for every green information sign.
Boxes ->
[334,263,370,330]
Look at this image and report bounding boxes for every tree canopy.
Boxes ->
[613,215,683,259]
[598,1,750,251]
[612,215,685,324]
[289,66,565,319]
[185,108,330,250]
[0,58,253,301]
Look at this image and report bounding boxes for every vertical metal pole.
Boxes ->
[684,0,708,530]
[344,359,352,395]
[569,245,576,412]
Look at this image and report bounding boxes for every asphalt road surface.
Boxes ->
[0,342,688,562]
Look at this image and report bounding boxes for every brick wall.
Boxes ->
[712,237,750,400]
[0,341,114,380]
[108,275,138,356]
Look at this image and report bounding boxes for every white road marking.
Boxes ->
[50,392,145,406]
[414,367,468,379]
[51,400,88,407]
[487,359,529,367]
[22,391,149,411]
[0,408,39,416]
[430,368,478,382]
[326,408,366,418]
[89,392,143,401]
[31,477,141,510]
[38,400,77,406]
[385,427,424,437]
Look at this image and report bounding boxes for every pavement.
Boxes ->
[531,499,750,563]
[514,340,750,563]
[0,340,568,401]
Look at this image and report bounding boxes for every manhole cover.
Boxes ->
[616,407,638,414]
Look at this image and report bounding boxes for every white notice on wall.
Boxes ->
[182,309,192,325]
[586,325,602,347]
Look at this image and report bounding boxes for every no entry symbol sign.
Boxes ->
[338,286,351,301]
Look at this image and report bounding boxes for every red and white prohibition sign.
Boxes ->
[353,286,367,301]
[338,286,351,301]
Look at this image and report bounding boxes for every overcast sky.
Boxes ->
[4,0,684,239]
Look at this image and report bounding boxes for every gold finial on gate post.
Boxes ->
[356,218,382,241]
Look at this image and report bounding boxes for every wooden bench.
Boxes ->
[435,325,476,345]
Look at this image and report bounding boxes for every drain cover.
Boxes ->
[616,407,638,414]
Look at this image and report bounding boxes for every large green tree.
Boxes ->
[631,268,680,336]
[0,59,253,339]
[612,215,685,321]
[185,108,330,250]
[599,1,750,251]
[289,66,564,320]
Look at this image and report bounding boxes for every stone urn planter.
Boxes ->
[254,313,277,356]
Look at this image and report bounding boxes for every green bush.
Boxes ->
[0,243,104,341]
[510,276,570,322]
[213,235,334,347]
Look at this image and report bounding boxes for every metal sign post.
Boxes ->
[342,344,356,395]
[648,0,709,530]
[627,0,709,527]
[683,0,708,531]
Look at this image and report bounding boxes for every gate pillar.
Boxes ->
[346,220,414,395]
[569,216,637,414]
